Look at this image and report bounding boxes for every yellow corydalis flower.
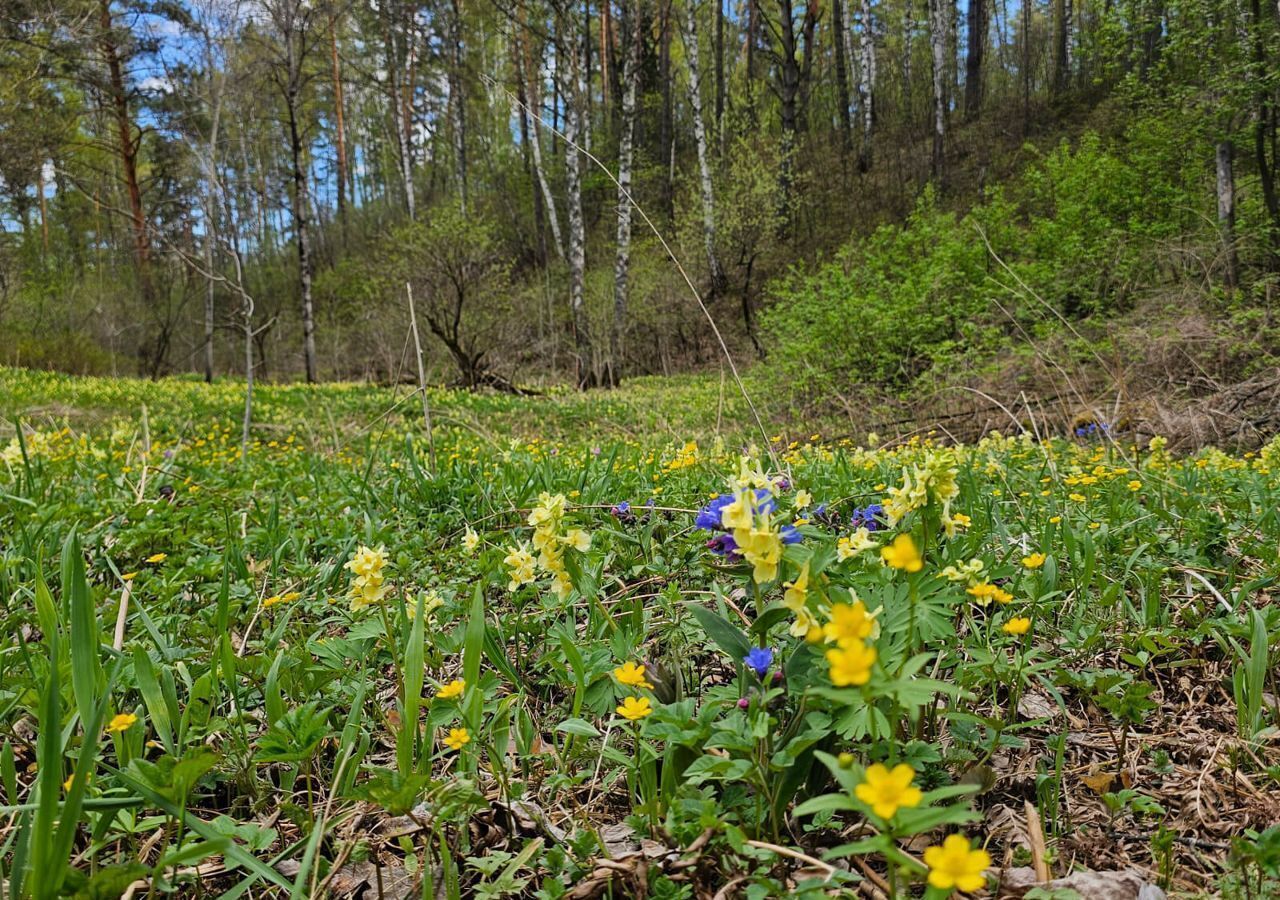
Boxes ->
[436,679,465,700]
[793,489,812,510]
[855,763,923,820]
[924,834,991,893]
[616,696,653,721]
[880,533,923,573]
[503,544,536,591]
[837,527,877,561]
[735,525,783,584]
[613,661,653,689]
[462,528,480,552]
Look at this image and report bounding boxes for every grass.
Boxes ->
[2,366,1279,898]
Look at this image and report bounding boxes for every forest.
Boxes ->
[2,0,1278,416]
[3,0,1280,898]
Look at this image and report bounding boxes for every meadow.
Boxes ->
[2,366,1279,899]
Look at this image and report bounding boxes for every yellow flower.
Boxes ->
[527,492,567,529]
[63,774,75,792]
[443,727,471,751]
[436,679,466,700]
[924,834,991,893]
[503,544,536,591]
[881,533,923,573]
[345,545,388,578]
[823,600,875,647]
[734,525,782,584]
[616,696,653,721]
[1021,552,1046,569]
[613,662,653,690]
[855,763,923,820]
[145,553,167,564]
[462,528,480,552]
[562,528,591,552]
[826,642,877,686]
[1068,492,1086,502]
[720,490,755,531]
[794,489,812,510]
[966,582,1013,605]
[837,527,877,561]
[106,712,137,734]
[782,563,809,610]
[1049,515,1063,524]
[1127,479,1142,491]
[121,572,137,581]
[1002,617,1032,635]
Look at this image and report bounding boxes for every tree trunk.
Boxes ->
[858,0,875,170]
[285,82,318,383]
[928,0,946,184]
[964,0,984,118]
[98,0,152,307]
[834,0,853,157]
[715,0,725,150]
[330,14,348,232]
[385,7,416,220]
[777,0,801,198]
[524,35,567,262]
[561,41,592,386]
[1250,0,1280,270]
[1216,140,1240,289]
[612,0,643,386]
[682,0,725,293]
[1052,0,1067,94]
[659,0,675,220]
[903,0,914,120]
[449,0,468,212]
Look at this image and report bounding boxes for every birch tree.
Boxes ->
[681,0,725,294]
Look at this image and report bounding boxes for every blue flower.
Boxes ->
[849,504,885,532]
[780,525,803,544]
[695,494,734,530]
[744,646,774,678]
[707,533,740,558]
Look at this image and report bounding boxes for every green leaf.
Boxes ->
[684,602,751,663]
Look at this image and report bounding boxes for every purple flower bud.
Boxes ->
[737,697,750,709]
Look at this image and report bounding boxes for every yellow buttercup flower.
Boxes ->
[436,679,466,700]
[1002,617,1032,635]
[613,662,653,690]
[924,834,991,893]
[106,712,137,734]
[443,727,471,751]
[967,582,1013,605]
[145,553,167,564]
[881,533,923,573]
[1021,552,1046,569]
[616,696,653,721]
[822,600,875,647]
[855,763,923,820]
[1127,479,1142,491]
[826,642,877,686]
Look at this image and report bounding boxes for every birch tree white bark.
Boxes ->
[857,0,876,169]
[611,0,643,386]
[681,0,725,294]
[928,0,947,183]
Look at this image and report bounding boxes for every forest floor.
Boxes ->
[2,366,1278,899]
